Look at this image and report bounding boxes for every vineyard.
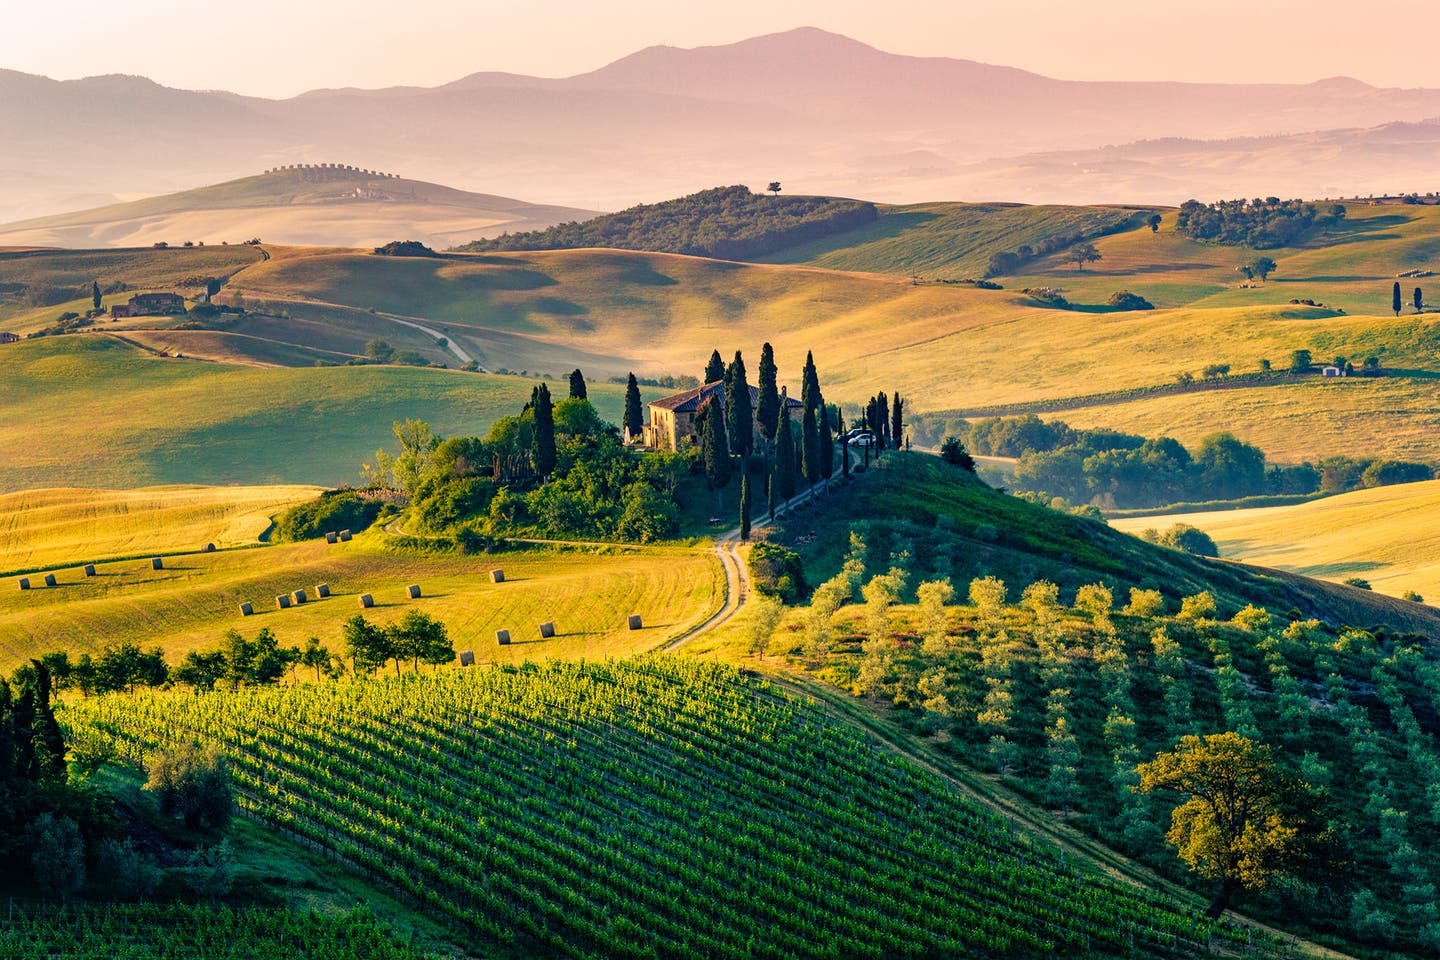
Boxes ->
[65,658,1283,959]
[0,903,440,959]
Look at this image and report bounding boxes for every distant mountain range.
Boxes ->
[0,167,596,249]
[3,27,1440,219]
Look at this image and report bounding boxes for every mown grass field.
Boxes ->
[0,336,650,489]
[0,530,720,672]
[0,484,319,574]
[1111,478,1440,601]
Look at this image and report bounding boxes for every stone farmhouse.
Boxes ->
[642,380,803,452]
[110,292,186,318]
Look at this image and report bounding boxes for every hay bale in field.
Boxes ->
[151,557,164,570]
[489,569,505,583]
[459,650,475,667]
[406,584,421,599]
[358,593,374,609]
[83,564,96,577]
[315,583,330,598]
[292,589,307,604]
[43,574,57,587]
[18,578,29,590]
[238,602,254,617]
[627,614,643,630]
[538,621,556,639]
[339,529,352,542]
[202,543,216,553]
[325,532,338,544]
[276,594,291,609]
[496,630,511,645]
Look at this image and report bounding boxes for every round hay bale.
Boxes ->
[83,564,96,577]
[358,593,374,609]
[276,594,291,609]
[406,584,422,599]
[43,574,57,587]
[17,577,30,590]
[238,602,254,617]
[325,532,338,544]
[627,614,643,630]
[292,589,307,604]
[339,530,353,542]
[496,629,511,645]
[538,621,556,639]
[202,543,216,553]
[315,583,330,598]
[459,650,475,667]
[151,557,164,570]
[489,569,505,583]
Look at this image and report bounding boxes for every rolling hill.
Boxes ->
[0,167,597,250]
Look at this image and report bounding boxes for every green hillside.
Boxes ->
[66,657,1281,959]
[0,336,652,489]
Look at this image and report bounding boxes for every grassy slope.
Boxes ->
[0,336,652,490]
[0,484,318,573]
[0,530,719,672]
[1111,478,1440,600]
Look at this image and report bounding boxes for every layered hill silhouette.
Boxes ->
[0,167,596,249]
[5,28,1440,219]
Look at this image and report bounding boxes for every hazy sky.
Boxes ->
[5,0,1437,98]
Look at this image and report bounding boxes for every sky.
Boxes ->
[4,0,1438,98]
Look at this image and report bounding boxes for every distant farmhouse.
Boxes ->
[0,332,18,344]
[111,292,186,319]
[643,380,802,452]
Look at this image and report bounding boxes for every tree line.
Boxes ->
[1176,198,1345,248]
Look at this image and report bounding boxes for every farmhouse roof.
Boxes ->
[648,380,804,414]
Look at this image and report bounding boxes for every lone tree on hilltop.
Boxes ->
[622,373,644,442]
[1393,281,1403,317]
[567,368,587,400]
[767,182,782,197]
[1138,732,1312,918]
[1251,257,1277,282]
[1147,213,1162,233]
[1415,286,1424,313]
[1071,242,1102,271]
[704,349,725,385]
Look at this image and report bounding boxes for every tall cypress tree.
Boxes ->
[704,350,725,385]
[756,343,780,443]
[800,351,820,412]
[91,281,101,311]
[877,392,890,451]
[1393,282,1403,317]
[700,397,731,508]
[767,473,776,521]
[623,373,644,442]
[0,680,15,791]
[30,661,64,785]
[725,351,753,458]
[530,383,556,477]
[818,397,834,479]
[775,405,797,499]
[802,401,819,489]
[739,470,752,541]
[891,393,905,451]
[567,368,587,400]
[1415,287,1424,314]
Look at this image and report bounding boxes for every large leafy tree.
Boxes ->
[1072,242,1102,270]
[388,611,454,672]
[1137,732,1307,917]
[756,342,780,443]
[622,373,644,442]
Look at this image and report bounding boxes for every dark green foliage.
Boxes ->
[1108,291,1154,310]
[273,490,382,542]
[775,405,797,500]
[29,813,84,899]
[568,368,587,400]
[1176,198,1322,247]
[802,402,819,488]
[705,349,726,386]
[1147,213,1162,232]
[461,185,878,260]
[530,382,556,477]
[90,281,100,311]
[1343,577,1372,590]
[1393,281,1403,317]
[756,342,780,442]
[388,611,454,671]
[818,401,834,478]
[1142,524,1221,557]
[1414,286,1424,313]
[891,393,904,451]
[739,470,752,541]
[940,436,976,471]
[145,741,233,830]
[343,614,390,674]
[1289,349,1312,373]
[725,351,753,457]
[700,397,731,502]
[748,543,806,602]
[372,240,439,257]
[623,372,644,442]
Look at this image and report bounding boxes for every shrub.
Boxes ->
[749,543,807,603]
[939,436,976,471]
[373,240,439,257]
[145,741,233,830]
[1124,588,1165,617]
[1107,291,1153,310]
[273,491,383,541]
[1343,577,1372,590]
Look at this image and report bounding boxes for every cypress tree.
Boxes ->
[877,392,890,451]
[623,373,644,442]
[818,398,833,479]
[700,397,731,509]
[1393,281,1403,317]
[802,401,819,489]
[530,383,556,477]
[739,470,752,541]
[767,472,776,521]
[30,661,64,785]
[725,351,753,457]
[11,679,35,784]
[891,393,905,451]
[756,343,780,443]
[567,368,587,400]
[1415,287,1424,313]
[842,433,851,476]
[91,281,101,311]
[800,351,820,412]
[704,350,725,385]
[775,405,797,499]
[0,680,14,791]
